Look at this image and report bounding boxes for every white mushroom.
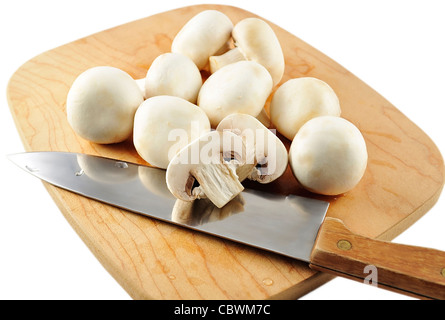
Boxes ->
[209,17,285,87]
[270,77,341,141]
[197,60,273,127]
[66,66,144,144]
[166,130,254,208]
[133,95,210,169]
[171,10,233,70]
[144,52,202,103]
[289,116,368,195]
[216,113,288,183]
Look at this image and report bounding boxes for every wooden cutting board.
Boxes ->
[7,4,444,299]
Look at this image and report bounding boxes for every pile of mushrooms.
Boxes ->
[66,9,368,209]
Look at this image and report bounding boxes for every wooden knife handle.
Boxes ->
[309,217,445,299]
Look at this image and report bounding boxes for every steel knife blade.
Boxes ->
[8,151,445,299]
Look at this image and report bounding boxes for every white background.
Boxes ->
[1,0,444,300]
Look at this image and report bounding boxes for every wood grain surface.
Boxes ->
[6,4,444,299]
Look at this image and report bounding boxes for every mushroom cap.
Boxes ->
[197,60,273,127]
[145,52,202,103]
[171,10,233,70]
[133,95,211,169]
[67,66,144,144]
[289,116,368,195]
[216,113,288,183]
[232,18,285,86]
[270,77,341,141]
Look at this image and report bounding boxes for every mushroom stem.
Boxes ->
[190,162,244,208]
[235,159,255,182]
[247,165,263,182]
[209,47,246,73]
[134,78,146,99]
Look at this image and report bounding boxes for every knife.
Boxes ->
[8,151,445,299]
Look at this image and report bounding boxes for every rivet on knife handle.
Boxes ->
[309,217,445,300]
[336,239,352,251]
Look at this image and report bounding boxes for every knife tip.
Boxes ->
[6,152,33,172]
[6,152,22,163]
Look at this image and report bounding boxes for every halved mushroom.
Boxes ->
[144,52,202,103]
[209,17,285,86]
[67,66,144,144]
[289,116,368,196]
[197,60,273,127]
[133,95,211,169]
[171,10,233,70]
[166,130,254,208]
[270,77,341,141]
[216,113,288,183]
